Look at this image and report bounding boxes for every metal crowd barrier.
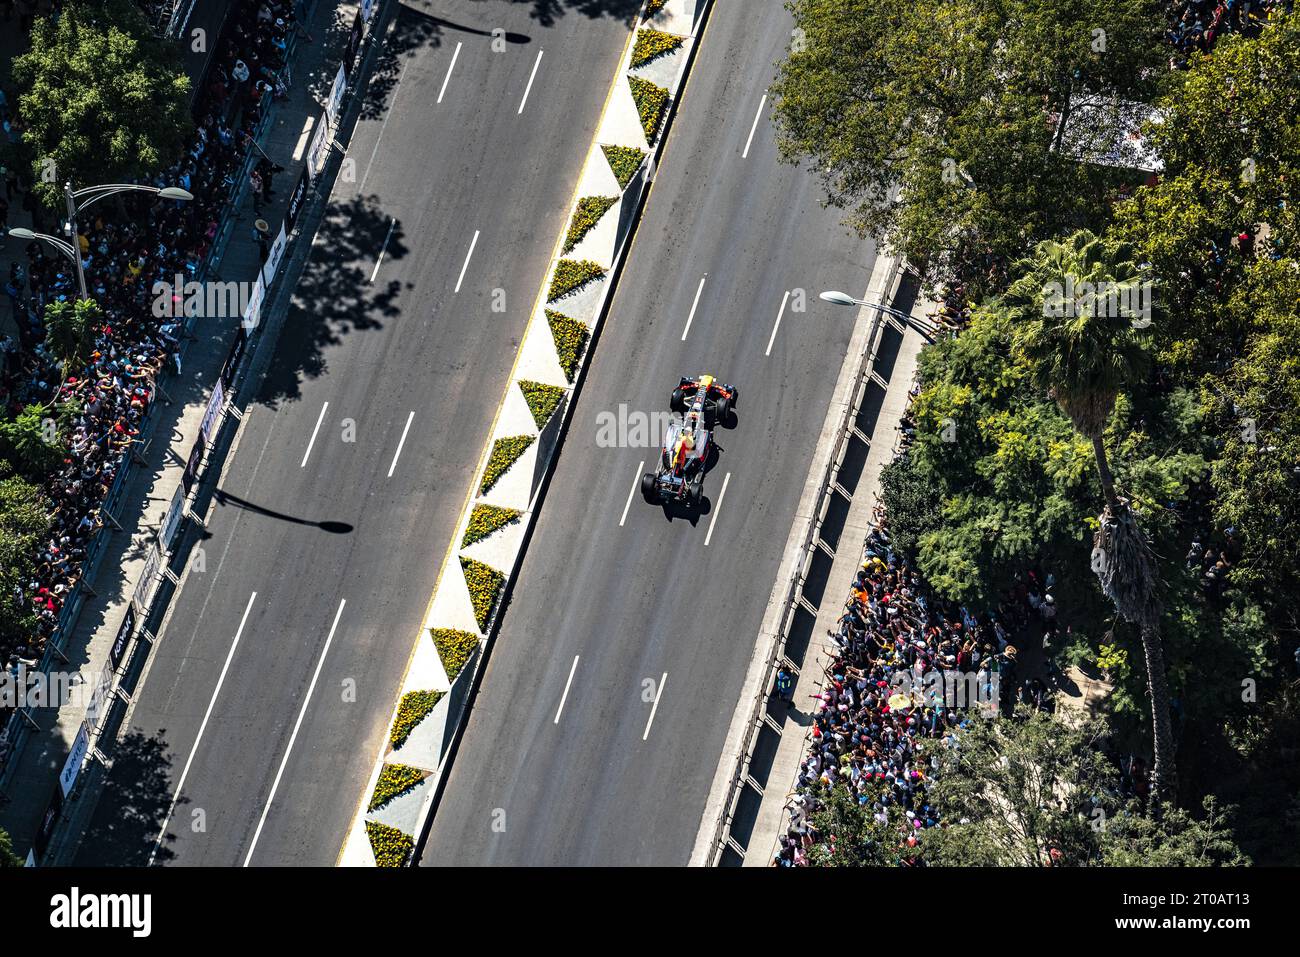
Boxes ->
[0,18,305,792]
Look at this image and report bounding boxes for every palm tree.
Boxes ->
[1008,229,1175,803]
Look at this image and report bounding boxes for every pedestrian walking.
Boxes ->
[249,168,264,215]
[253,218,271,265]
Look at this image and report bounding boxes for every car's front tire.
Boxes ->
[641,472,658,502]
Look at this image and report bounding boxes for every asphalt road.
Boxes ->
[419,0,878,865]
[74,0,638,866]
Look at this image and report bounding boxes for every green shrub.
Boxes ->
[462,503,522,548]
[430,628,480,682]
[519,380,565,429]
[631,28,683,68]
[628,75,670,142]
[389,690,443,749]
[369,763,425,811]
[602,144,646,189]
[563,195,618,253]
[548,258,606,301]
[365,820,414,867]
[461,557,505,631]
[480,434,535,495]
[545,310,590,383]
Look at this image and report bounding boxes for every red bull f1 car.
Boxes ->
[641,375,739,507]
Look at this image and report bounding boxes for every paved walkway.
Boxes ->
[0,0,354,862]
[723,273,930,867]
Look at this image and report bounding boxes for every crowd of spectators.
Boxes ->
[1166,0,1291,64]
[1,0,299,707]
[775,419,1063,865]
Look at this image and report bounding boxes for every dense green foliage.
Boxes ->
[429,628,479,683]
[789,5,1300,862]
[602,144,646,189]
[628,76,670,143]
[772,0,1167,293]
[461,503,521,548]
[548,259,606,302]
[631,28,683,68]
[479,435,535,495]
[545,309,590,382]
[12,0,192,210]
[44,297,103,369]
[389,690,443,749]
[563,196,618,254]
[0,826,22,867]
[0,476,54,643]
[518,379,565,429]
[460,557,504,631]
[368,764,425,811]
[364,820,413,867]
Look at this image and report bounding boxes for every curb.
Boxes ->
[339,0,716,867]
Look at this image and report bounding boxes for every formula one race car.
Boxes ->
[641,375,739,507]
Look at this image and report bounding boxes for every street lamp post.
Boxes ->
[7,181,193,302]
[819,289,937,343]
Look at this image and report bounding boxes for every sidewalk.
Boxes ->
[0,0,360,862]
[720,270,931,867]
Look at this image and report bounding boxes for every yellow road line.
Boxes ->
[335,14,643,866]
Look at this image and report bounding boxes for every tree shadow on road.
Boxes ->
[257,193,408,409]
[73,730,181,867]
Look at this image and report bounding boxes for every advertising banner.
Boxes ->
[285,166,310,232]
[326,64,347,129]
[242,274,265,333]
[109,604,136,670]
[200,376,225,445]
[182,436,206,494]
[159,485,186,554]
[222,325,249,387]
[133,543,164,612]
[261,222,289,287]
[58,723,90,798]
[306,110,331,180]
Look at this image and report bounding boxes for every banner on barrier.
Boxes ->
[32,785,63,860]
[58,723,90,798]
[85,660,115,732]
[200,376,225,445]
[133,543,164,613]
[261,222,288,287]
[159,485,186,554]
[109,604,136,670]
[181,435,206,494]
[242,274,265,333]
[343,10,364,74]
[222,325,249,388]
[326,64,347,129]
[285,167,310,232]
[306,110,331,180]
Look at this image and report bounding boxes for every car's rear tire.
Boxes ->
[641,472,658,502]
[716,395,731,426]
[689,480,703,507]
[670,387,686,413]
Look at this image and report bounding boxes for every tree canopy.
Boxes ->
[12,0,192,209]
[772,0,1168,292]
